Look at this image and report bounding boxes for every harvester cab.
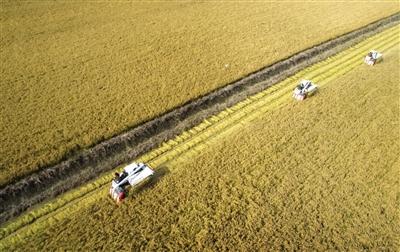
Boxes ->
[364,50,382,66]
[293,80,318,101]
[109,163,154,203]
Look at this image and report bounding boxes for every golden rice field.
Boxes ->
[3,38,399,251]
[1,1,399,185]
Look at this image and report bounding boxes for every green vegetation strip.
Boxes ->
[0,25,398,248]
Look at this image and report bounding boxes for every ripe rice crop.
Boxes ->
[1,1,399,185]
[3,39,399,251]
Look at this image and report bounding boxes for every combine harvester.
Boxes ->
[293,80,318,101]
[293,50,383,101]
[109,163,154,203]
[364,50,382,66]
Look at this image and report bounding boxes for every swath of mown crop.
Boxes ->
[3,41,399,251]
[1,1,399,185]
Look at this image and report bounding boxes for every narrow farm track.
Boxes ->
[0,25,399,249]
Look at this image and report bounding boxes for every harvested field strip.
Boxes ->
[1,25,398,248]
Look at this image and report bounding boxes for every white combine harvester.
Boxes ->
[109,163,154,203]
[293,80,318,101]
[364,50,382,66]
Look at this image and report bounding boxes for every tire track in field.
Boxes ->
[0,24,399,249]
